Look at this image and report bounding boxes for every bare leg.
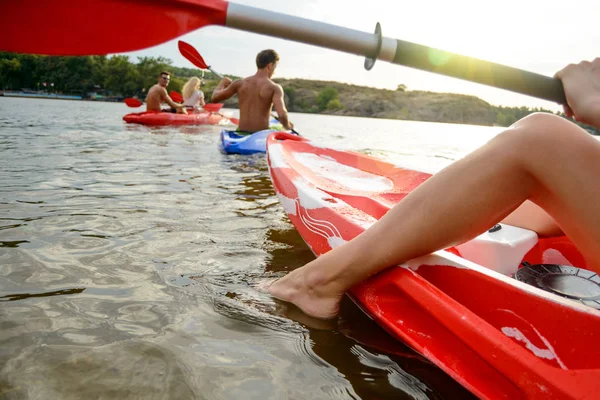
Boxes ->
[502,200,563,237]
[269,113,600,319]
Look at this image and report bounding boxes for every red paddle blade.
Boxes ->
[169,91,184,103]
[203,103,224,112]
[178,40,210,69]
[229,117,240,125]
[125,98,143,107]
[3,0,228,55]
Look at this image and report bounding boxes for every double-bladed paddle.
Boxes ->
[203,103,224,113]
[178,40,225,80]
[178,41,300,135]
[169,91,184,103]
[169,90,239,123]
[168,56,234,120]
[125,92,184,108]
[3,0,566,104]
[169,91,228,118]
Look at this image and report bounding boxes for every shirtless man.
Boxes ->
[211,49,293,132]
[145,71,186,114]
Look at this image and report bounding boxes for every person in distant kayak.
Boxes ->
[211,49,293,133]
[182,76,205,112]
[267,58,600,320]
[145,71,186,114]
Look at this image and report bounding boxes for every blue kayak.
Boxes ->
[219,129,278,155]
[219,119,287,155]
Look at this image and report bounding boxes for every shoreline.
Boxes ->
[0,91,123,102]
[3,92,596,134]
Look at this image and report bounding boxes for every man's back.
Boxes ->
[236,75,277,132]
[211,49,292,132]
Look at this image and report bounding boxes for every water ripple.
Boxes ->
[0,97,481,399]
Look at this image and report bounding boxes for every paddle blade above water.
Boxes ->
[4,0,565,103]
[178,41,210,70]
[170,91,184,103]
[203,103,224,112]
[125,98,143,107]
[3,0,228,55]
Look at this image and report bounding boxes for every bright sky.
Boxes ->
[121,0,599,110]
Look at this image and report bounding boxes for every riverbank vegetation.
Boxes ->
[1,52,596,133]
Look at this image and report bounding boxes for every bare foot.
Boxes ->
[267,268,344,320]
[255,277,280,294]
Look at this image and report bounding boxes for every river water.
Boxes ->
[0,97,503,399]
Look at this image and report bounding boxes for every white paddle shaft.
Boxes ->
[226,3,397,63]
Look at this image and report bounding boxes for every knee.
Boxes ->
[510,112,573,143]
[493,112,592,157]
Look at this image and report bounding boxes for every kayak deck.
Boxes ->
[123,111,231,126]
[219,129,277,155]
[220,121,289,154]
[266,132,600,399]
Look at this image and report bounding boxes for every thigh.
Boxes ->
[509,114,600,265]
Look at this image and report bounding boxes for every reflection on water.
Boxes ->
[0,98,495,399]
[0,287,85,302]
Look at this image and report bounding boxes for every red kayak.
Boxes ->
[266,132,600,400]
[123,110,231,126]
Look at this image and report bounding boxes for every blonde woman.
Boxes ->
[182,77,205,111]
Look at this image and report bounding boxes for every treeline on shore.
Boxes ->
[0,52,204,99]
[1,52,597,133]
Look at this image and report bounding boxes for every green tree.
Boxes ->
[284,86,296,108]
[326,98,342,110]
[316,86,339,111]
[398,107,409,119]
[60,56,97,94]
[104,55,140,96]
[396,84,407,92]
[136,56,172,92]
[90,55,107,91]
[0,57,21,90]
[168,76,184,95]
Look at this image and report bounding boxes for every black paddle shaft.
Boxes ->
[225,4,567,104]
[392,39,567,104]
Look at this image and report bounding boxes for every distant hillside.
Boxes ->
[195,76,597,133]
[1,52,596,133]
[277,78,498,125]
[199,77,503,124]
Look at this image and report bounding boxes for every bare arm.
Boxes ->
[199,91,205,107]
[211,77,239,103]
[272,84,293,130]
